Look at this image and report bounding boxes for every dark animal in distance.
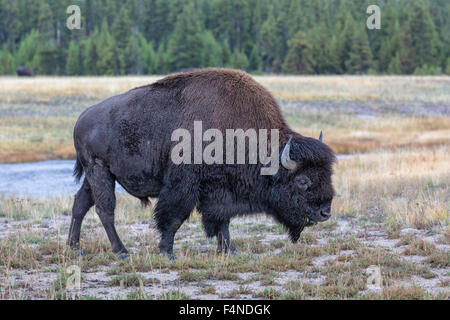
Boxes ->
[16,66,33,77]
[68,68,336,258]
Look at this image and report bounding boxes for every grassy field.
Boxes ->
[0,75,449,299]
[0,76,449,162]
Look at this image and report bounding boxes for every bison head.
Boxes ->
[267,132,336,242]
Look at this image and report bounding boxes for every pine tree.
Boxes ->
[32,1,63,74]
[446,57,450,75]
[85,0,95,36]
[34,48,64,75]
[66,40,81,75]
[248,45,261,72]
[200,31,222,68]
[213,0,234,50]
[260,6,277,71]
[248,0,270,52]
[155,41,169,74]
[15,30,39,67]
[334,1,356,73]
[388,52,402,75]
[0,0,9,45]
[231,0,252,54]
[310,24,333,74]
[407,1,439,69]
[0,0,447,76]
[36,1,53,45]
[326,36,342,74]
[378,20,401,72]
[398,21,418,74]
[96,20,116,75]
[373,1,399,72]
[15,0,40,38]
[0,0,21,52]
[283,31,314,74]
[345,27,373,74]
[231,49,249,70]
[124,35,139,74]
[274,3,289,66]
[221,40,232,68]
[112,6,133,74]
[0,45,14,74]
[83,36,99,75]
[166,2,204,71]
[138,35,156,74]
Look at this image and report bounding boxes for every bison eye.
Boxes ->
[295,175,311,191]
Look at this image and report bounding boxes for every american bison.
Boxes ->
[68,68,336,258]
[16,66,33,77]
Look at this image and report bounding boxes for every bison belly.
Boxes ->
[115,170,163,199]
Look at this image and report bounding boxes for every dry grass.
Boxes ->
[332,146,449,229]
[0,76,161,98]
[2,75,447,103]
[0,202,448,299]
[361,285,437,300]
[0,194,152,224]
[306,117,450,154]
[256,75,450,103]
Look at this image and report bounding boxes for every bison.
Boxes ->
[68,68,336,259]
[16,66,33,77]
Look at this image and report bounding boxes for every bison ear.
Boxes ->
[319,131,323,142]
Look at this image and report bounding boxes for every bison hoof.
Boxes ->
[218,248,238,256]
[118,252,130,260]
[69,244,85,256]
[161,252,176,260]
[167,253,177,261]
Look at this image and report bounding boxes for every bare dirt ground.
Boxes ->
[0,200,448,300]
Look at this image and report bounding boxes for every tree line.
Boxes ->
[0,0,449,75]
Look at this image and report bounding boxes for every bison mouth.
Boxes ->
[306,205,332,225]
[289,210,331,243]
[279,206,332,243]
[305,217,317,227]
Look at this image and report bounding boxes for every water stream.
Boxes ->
[0,155,354,198]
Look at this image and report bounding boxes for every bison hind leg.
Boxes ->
[67,178,94,253]
[86,162,128,256]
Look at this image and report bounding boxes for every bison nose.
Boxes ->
[318,207,331,222]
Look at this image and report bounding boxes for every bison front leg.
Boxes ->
[216,222,237,255]
[154,185,198,259]
[201,216,237,255]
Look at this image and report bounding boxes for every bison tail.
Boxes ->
[73,157,84,183]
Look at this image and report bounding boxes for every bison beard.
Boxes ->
[68,68,336,259]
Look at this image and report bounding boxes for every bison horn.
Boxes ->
[319,131,323,142]
[281,137,297,171]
